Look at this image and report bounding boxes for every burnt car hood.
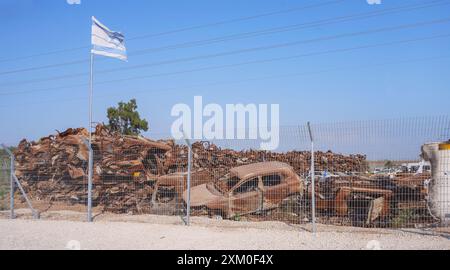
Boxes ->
[183,184,222,207]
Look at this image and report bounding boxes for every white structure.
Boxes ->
[401,161,431,173]
[422,142,450,222]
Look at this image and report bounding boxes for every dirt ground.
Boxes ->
[0,208,449,250]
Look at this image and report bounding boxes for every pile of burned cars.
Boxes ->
[180,162,433,227]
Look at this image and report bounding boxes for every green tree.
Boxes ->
[106,99,148,135]
[384,160,394,169]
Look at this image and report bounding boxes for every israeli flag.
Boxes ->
[91,16,127,61]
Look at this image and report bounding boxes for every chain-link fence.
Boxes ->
[309,116,450,228]
[2,116,450,229]
[0,149,10,212]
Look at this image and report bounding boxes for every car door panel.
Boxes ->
[262,174,289,209]
[230,177,262,215]
[231,190,262,214]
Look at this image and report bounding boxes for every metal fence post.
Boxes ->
[307,122,317,235]
[183,134,192,226]
[9,148,15,219]
[82,139,93,222]
[1,144,38,219]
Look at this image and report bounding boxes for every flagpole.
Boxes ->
[88,16,126,222]
[89,52,94,144]
[87,52,94,222]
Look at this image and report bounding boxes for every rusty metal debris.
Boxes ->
[12,125,367,213]
[309,172,432,227]
[184,161,305,219]
[10,125,433,227]
[13,125,172,214]
[162,140,368,177]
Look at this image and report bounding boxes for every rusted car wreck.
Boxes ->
[180,161,432,227]
[183,161,305,218]
[308,172,432,226]
[152,170,212,203]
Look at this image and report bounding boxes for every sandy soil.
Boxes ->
[0,208,449,250]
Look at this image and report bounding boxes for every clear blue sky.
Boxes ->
[0,0,449,147]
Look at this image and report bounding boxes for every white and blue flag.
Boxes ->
[91,16,127,61]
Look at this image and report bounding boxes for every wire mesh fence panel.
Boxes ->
[169,126,311,223]
[214,126,310,224]
[85,130,187,217]
[3,116,450,229]
[311,116,450,228]
[0,150,9,212]
[8,127,186,219]
[138,136,189,218]
[11,133,88,215]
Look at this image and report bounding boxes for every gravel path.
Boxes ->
[1,211,449,250]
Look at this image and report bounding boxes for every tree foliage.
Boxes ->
[384,160,394,169]
[106,99,148,136]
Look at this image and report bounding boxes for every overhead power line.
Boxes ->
[0,0,343,64]
[129,0,450,56]
[1,32,449,97]
[0,53,448,110]
[95,18,450,74]
[128,0,345,41]
[1,15,449,87]
[0,0,446,77]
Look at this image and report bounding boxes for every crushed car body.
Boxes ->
[183,161,305,218]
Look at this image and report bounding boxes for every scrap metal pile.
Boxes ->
[12,125,367,214]
[11,125,433,227]
[13,125,172,213]
[309,172,432,227]
[163,140,368,177]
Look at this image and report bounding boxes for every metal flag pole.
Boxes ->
[87,52,94,222]
[89,53,94,145]
[88,16,126,222]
